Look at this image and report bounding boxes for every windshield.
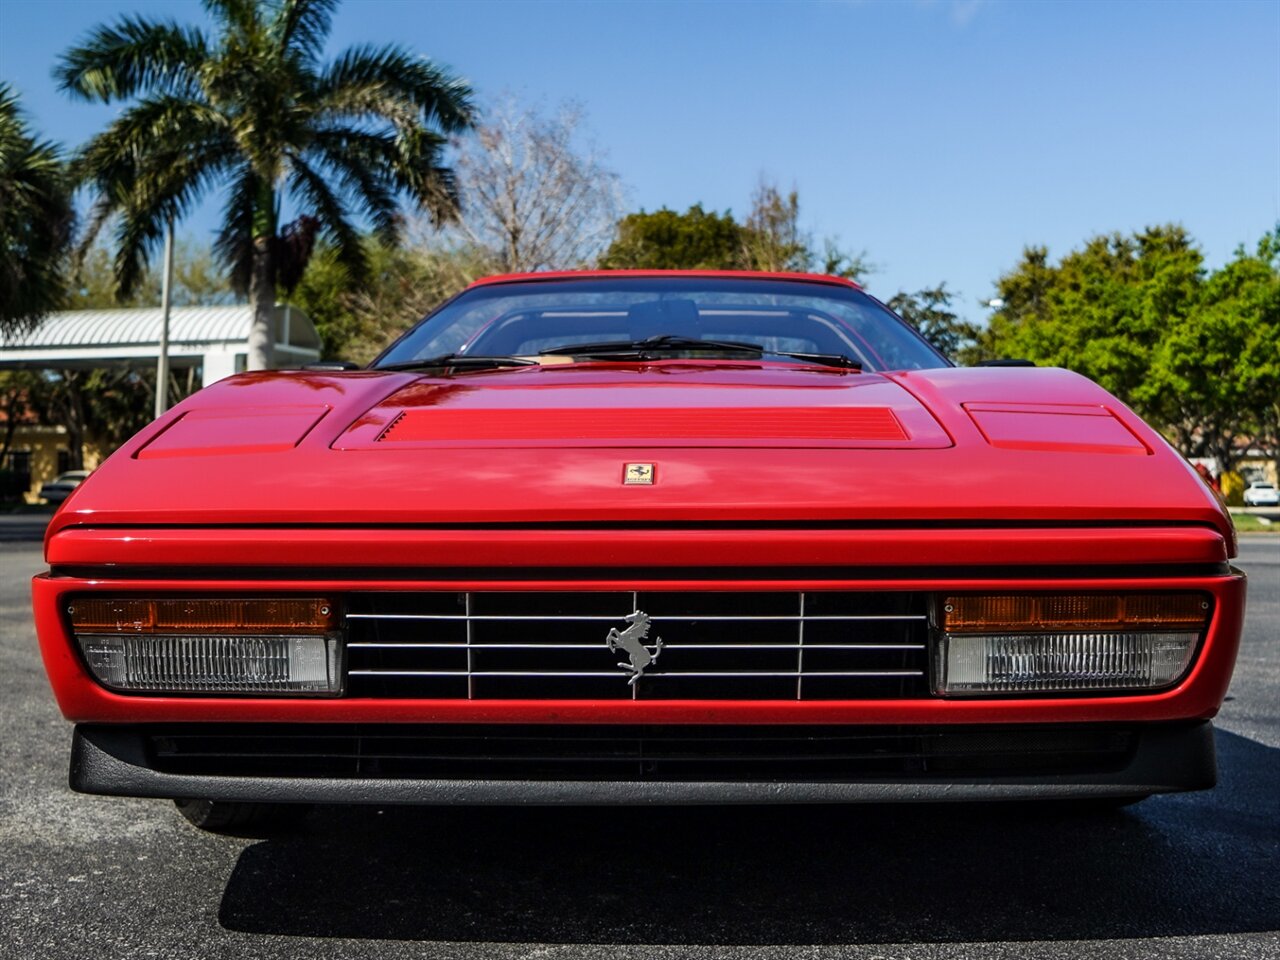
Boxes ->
[375,277,950,372]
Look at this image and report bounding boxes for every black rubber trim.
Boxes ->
[69,720,1216,805]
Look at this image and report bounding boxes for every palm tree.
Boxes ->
[58,0,474,368]
[0,84,73,333]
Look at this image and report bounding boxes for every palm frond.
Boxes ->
[212,165,260,293]
[315,44,475,134]
[73,193,117,268]
[311,123,458,225]
[306,147,400,241]
[274,0,338,63]
[70,93,233,290]
[0,88,68,219]
[70,95,228,186]
[94,146,235,296]
[109,196,169,298]
[0,82,18,125]
[201,0,261,34]
[56,15,208,102]
[287,152,368,286]
[0,84,73,329]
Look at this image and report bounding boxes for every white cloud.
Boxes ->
[828,0,993,28]
[947,0,991,27]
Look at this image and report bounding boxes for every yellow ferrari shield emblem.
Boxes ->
[623,463,655,485]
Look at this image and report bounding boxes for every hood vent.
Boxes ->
[376,407,908,445]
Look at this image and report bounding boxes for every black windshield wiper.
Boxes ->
[379,354,539,372]
[539,334,764,357]
[771,351,862,370]
[540,336,861,371]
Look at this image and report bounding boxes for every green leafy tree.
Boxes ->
[600,205,745,270]
[67,239,236,308]
[1212,230,1280,475]
[57,0,475,369]
[1131,234,1280,473]
[1241,232,1280,477]
[984,226,1203,416]
[984,225,1280,474]
[816,238,872,284]
[2,363,201,473]
[740,180,870,282]
[886,284,984,362]
[293,239,487,362]
[23,368,164,471]
[0,370,41,466]
[985,245,1054,330]
[741,182,808,273]
[0,84,73,332]
[601,185,870,284]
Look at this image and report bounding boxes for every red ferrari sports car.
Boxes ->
[34,271,1245,831]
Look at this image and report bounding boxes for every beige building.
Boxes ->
[0,420,106,505]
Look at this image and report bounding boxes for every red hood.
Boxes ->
[48,360,1233,545]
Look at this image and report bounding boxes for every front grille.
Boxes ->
[143,723,1139,781]
[345,591,930,700]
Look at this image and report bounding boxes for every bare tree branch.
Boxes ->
[446,96,624,273]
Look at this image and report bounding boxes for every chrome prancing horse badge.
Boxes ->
[606,610,663,685]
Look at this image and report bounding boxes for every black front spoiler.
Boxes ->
[69,721,1217,805]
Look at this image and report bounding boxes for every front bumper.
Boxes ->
[34,562,1246,726]
[71,720,1216,804]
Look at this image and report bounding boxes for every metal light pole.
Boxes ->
[154,217,175,420]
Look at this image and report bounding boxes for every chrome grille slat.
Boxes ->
[797,591,806,700]
[348,642,926,650]
[350,670,924,678]
[345,590,931,700]
[464,592,474,700]
[630,590,639,701]
[347,614,927,621]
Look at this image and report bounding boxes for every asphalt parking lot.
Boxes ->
[1,537,1276,959]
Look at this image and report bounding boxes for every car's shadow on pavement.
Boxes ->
[218,729,1280,945]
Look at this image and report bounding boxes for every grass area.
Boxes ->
[1232,514,1279,533]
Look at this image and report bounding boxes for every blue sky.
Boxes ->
[1,0,1277,322]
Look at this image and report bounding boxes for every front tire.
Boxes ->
[173,798,310,834]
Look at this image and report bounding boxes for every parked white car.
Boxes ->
[1243,482,1280,507]
[38,470,91,505]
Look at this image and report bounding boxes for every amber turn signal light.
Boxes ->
[940,593,1209,635]
[68,598,336,635]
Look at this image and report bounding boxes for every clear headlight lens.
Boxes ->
[935,631,1199,695]
[69,597,342,696]
[934,593,1209,696]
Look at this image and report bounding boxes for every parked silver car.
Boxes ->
[38,470,91,505]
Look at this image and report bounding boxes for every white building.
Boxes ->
[0,305,324,502]
[0,304,321,386]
